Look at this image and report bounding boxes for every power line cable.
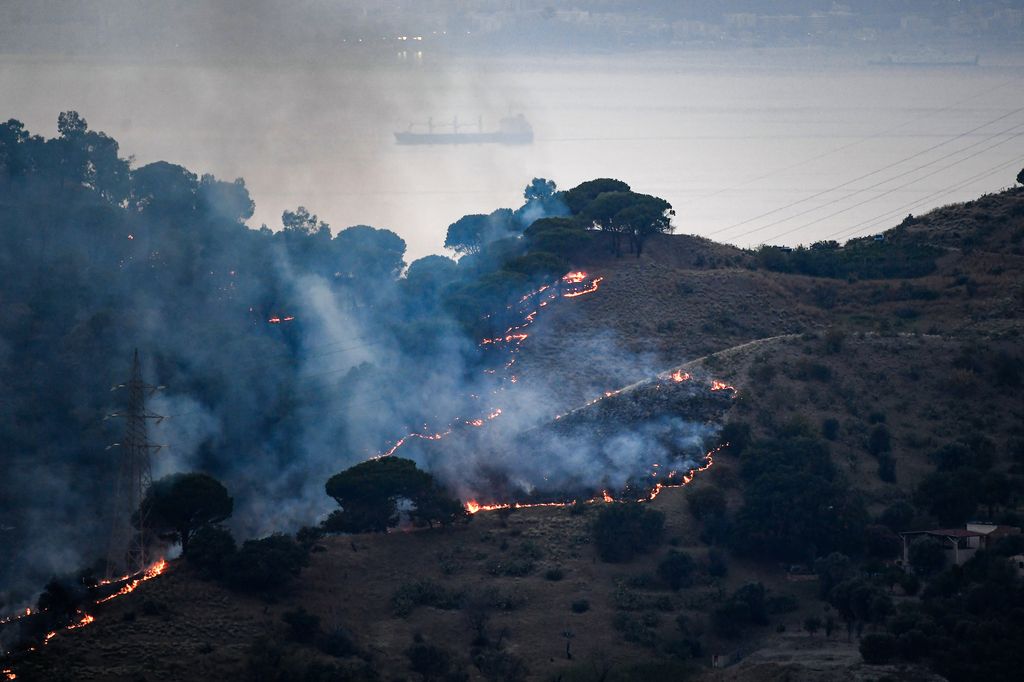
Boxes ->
[704,104,1024,240]
[681,74,1024,207]
[747,125,1024,245]
[819,156,1024,244]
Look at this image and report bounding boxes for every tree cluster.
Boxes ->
[324,457,466,534]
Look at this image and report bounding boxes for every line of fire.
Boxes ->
[0,267,735,674]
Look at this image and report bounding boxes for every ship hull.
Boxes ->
[394,131,533,145]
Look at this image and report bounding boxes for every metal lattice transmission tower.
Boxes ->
[105,349,163,578]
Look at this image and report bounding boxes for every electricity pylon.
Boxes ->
[105,349,163,578]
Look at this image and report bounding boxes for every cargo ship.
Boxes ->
[868,53,979,67]
[395,114,533,145]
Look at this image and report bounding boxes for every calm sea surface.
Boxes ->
[2,49,1022,259]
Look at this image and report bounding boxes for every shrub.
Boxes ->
[612,612,659,647]
[908,537,947,576]
[687,486,727,521]
[878,500,915,532]
[765,594,799,615]
[823,328,845,353]
[865,525,901,559]
[485,557,536,577]
[877,455,896,482]
[860,633,897,664]
[225,534,308,593]
[186,525,236,578]
[316,628,358,658]
[282,607,321,643]
[570,599,590,614]
[707,549,729,577]
[711,583,768,638]
[544,566,565,581]
[474,585,526,612]
[391,581,464,617]
[473,650,529,682]
[719,421,753,456]
[915,470,980,526]
[405,642,453,679]
[592,503,665,563]
[657,551,695,591]
[821,418,840,441]
[867,425,891,456]
[792,359,832,382]
[814,552,854,599]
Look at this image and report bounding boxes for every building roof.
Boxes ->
[901,528,984,538]
[985,525,1021,538]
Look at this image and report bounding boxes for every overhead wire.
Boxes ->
[680,74,1024,208]
[745,123,1024,245]
[819,156,1024,244]
[703,103,1024,240]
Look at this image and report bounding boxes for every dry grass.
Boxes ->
[12,188,1024,681]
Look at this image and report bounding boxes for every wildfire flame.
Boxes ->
[462,444,725,514]
[375,271,603,460]
[562,277,603,298]
[711,380,734,391]
[669,370,691,383]
[0,557,167,676]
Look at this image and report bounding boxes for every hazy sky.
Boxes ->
[2,1,1022,259]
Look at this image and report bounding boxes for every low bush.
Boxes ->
[860,633,897,664]
[593,503,665,562]
[225,534,308,593]
[282,607,321,643]
[186,525,236,578]
[657,551,695,591]
[391,580,464,617]
[544,566,565,581]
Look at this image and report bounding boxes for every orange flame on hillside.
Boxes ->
[463,444,725,514]
[1,557,167,675]
[375,271,603,460]
[563,277,603,298]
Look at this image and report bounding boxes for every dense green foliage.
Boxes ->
[225,534,309,593]
[324,457,465,533]
[185,525,237,578]
[656,551,695,590]
[138,472,233,552]
[592,503,665,562]
[754,239,940,280]
[731,436,867,561]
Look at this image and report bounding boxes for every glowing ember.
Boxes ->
[68,613,95,629]
[96,558,168,603]
[0,557,167,675]
[563,277,603,298]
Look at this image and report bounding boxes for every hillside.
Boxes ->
[6,185,1023,682]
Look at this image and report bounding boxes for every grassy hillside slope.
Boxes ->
[7,186,1024,682]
